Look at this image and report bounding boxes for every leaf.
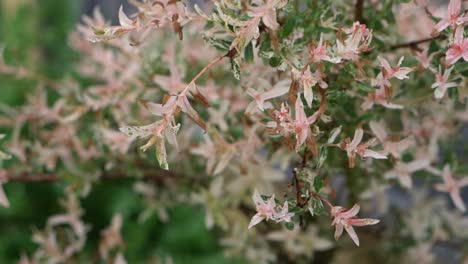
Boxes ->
[448,86,459,101]
[204,36,231,52]
[120,124,157,138]
[269,56,282,67]
[310,198,324,216]
[317,146,327,169]
[327,125,342,144]
[172,14,183,40]
[285,221,295,230]
[188,84,211,108]
[355,82,375,93]
[244,42,254,63]
[313,176,324,192]
[0,135,10,160]
[194,4,210,19]
[177,95,207,131]
[230,57,241,80]
[280,18,296,38]
[118,6,133,27]
[0,150,11,160]
[155,136,169,170]
[259,33,271,51]
[138,97,177,116]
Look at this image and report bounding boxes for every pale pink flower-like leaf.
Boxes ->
[311,34,340,63]
[339,127,387,168]
[100,214,124,260]
[177,94,207,131]
[362,149,388,159]
[248,190,294,229]
[432,0,467,34]
[433,165,468,212]
[415,47,434,69]
[377,56,413,80]
[248,190,277,229]
[246,79,290,112]
[431,67,458,99]
[276,201,294,223]
[247,0,287,31]
[213,149,236,175]
[362,86,404,111]
[445,26,468,65]
[292,67,328,108]
[369,120,413,159]
[384,160,430,188]
[331,204,379,246]
[100,128,134,155]
[140,97,177,116]
[335,22,372,61]
[285,93,326,151]
[343,21,370,36]
[262,10,280,31]
[120,120,174,170]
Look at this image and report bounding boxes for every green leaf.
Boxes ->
[230,58,241,80]
[285,221,295,230]
[354,82,375,93]
[259,33,273,59]
[313,176,324,192]
[269,56,282,67]
[280,18,296,38]
[317,146,328,169]
[448,86,459,101]
[309,197,324,216]
[204,36,231,52]
[327,126,342,144]
[244,42,254,63]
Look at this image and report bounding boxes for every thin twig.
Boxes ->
[312,192,333,209]
[181,48,236,95]
[5,170,178,183]
[7,174,59,183]
[390,35,446,51]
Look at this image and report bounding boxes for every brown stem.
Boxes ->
[390,35,446,51]
[182,54,227,94]
[312,192,333,209]
[5,170,178,183]
[7,174,59,183]
[294,149,309,208]
[354,0,365,23]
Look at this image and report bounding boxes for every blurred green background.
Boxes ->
[0,0,242,262]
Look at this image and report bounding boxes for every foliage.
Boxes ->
[0,0,467,263]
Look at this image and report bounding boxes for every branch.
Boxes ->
[5,170,178,184]
[312,192,333,209]
[7,173,59,183]
[390,35,446,51]
[181,48,237,95]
